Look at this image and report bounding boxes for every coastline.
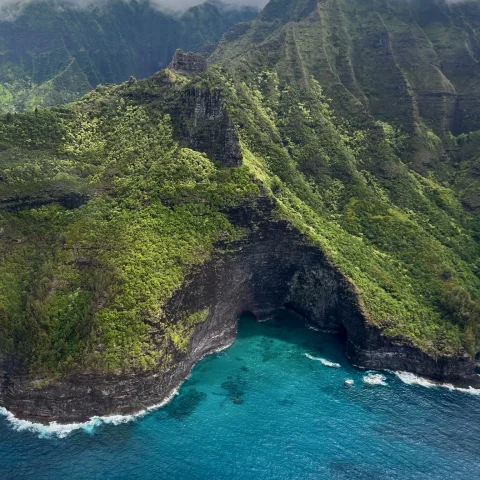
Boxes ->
[0,340,236,438]
[2,359,479,439]
[1,210,479,425]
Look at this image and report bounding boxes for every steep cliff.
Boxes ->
[3,196,475,423]
[212,0,480,172]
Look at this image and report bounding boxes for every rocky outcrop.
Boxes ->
[171,86,243,167]
[0,191,89,212]
[0,196,478,423]
[344,317,476,383]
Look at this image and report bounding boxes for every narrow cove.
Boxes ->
[1,313,479,480]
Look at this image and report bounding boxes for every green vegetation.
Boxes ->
[205,0,480,357]
[198,64,480,357]
[1,0,480,379]
[0,78,260,373]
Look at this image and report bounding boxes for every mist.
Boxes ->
[151,0,268,8]
[0,0,268,13]
[0,0,475,21]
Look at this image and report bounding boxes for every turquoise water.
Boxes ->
[1,313,480,479]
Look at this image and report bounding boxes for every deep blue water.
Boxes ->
[1,313,480,479]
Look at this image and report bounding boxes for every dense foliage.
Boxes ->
[0,78,260,373]
[197,64,480,357]
[207,0,480,356]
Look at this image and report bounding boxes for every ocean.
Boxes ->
[1,313,479,479]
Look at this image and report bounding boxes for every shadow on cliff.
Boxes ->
[237,310,347,350]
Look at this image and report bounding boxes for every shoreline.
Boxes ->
[2,359,479,439]
[0,340,236,438]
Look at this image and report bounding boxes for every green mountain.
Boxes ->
[1,0,480,421]
[0,0,259,114]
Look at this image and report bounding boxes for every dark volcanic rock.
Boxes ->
[171,86,243,167]
[0,191,90,212]
[170,49,208,75]
[0,197,478,423]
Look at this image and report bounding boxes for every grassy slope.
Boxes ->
[0,74,260,374]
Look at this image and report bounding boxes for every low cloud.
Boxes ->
[1,0,473,22]
[0,0,268,15]
[154,0,268,8]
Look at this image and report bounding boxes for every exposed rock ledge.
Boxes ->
[0,197,478,423]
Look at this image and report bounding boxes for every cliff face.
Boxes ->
[170,50,208,76]
[213,0,480,171]
[178,87,243,167]
[168,62,243,167]
[1,197,476,423]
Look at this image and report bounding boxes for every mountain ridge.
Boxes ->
[0,0,259,114]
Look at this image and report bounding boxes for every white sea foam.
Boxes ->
[0,387,180,439]
[363,373,387,386]
[0,407,94,439]
[394,371,480,396]
[344,379,355,386]
[304,353,341,368]
[0,338,236,440]
[306,324,338,334]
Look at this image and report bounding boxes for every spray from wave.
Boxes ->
[0,388,180,439]
[0,341,234,439]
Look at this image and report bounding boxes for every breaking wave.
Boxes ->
[0,339,235,439]
[304,353,341,368]
[363,373,387,386]
[0,388,180,439]
[394,371,480,396]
